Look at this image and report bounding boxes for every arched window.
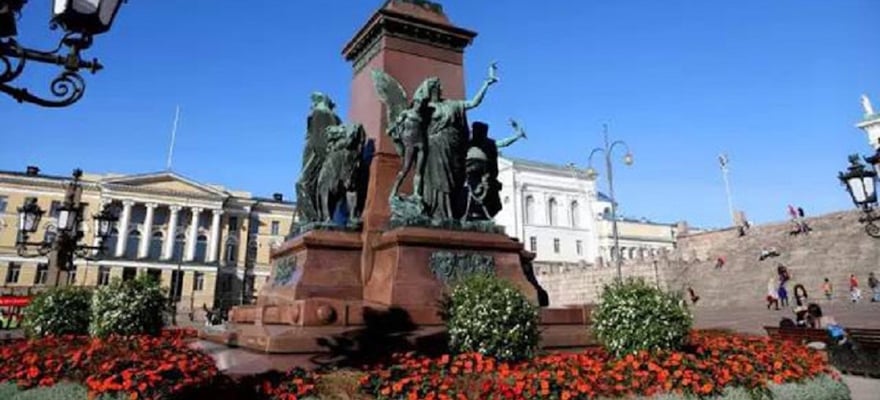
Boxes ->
[103,229,118,256]
[195,234,208,262]
[148,232,163,260]
[225,237,238,263]
[570,201,580,228]
[524,196,535,225]
[124,230,140,259]
[172,233,186,261]
[548,198,558,226]
[127,230,141,258]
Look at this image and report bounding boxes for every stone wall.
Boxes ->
[536,210,880,309]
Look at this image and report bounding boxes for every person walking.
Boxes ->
[778,283,789,307]
[849,274,861,303]
[822,278,833,301]
[868,272,879,303]
[767,278,780,311]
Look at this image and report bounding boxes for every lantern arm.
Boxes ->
[1,33,101,107]
[15,233,54,258]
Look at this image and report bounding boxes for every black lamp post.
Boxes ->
[16,169,119,286]
[838,154,879,238]
[0,0,127,107]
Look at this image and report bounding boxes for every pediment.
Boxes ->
[102,172,227,198]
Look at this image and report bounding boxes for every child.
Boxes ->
[850,274,861,303]
[869,272,879,303]
[822,278,833,301]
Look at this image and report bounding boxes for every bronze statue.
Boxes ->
[316,123,366,222]
[371,70,431,200]
[421,63,499,220]
[295,92,341,224]
[463,119,527,221]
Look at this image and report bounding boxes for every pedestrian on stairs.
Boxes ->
[822,278,833,301]
[778,283,790,307]
[868,272,879,303]
[767,278,780,311]
[849,274,861,303]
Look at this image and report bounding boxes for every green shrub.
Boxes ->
[592,278,692,357]
[599,373,849,399]
[21,286,92,337]
[444,274,540,361]
[89,275,168,338]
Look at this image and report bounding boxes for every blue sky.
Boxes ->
[2,0,878,229]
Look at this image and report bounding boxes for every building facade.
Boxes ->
[0,167,294,317]
[495,156,677,273]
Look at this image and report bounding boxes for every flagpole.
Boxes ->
[719,154,735,226]
[166,106,181,171]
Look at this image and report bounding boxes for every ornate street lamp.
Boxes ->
[16,169,119,285]
[0,0,127,107]
[585,123,633,281]
[838,154,879,238]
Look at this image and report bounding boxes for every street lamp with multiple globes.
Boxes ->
[585,123,633,281]
[0,0,127,107]
[16,169,119,286]
[838,154,880,238]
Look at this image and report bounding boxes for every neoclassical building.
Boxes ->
[495,157,678,271]
[0,166,294,316]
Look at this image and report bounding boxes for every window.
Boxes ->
[170,270,183,301]
[34,263,49,285]
[524,196,535,224]
[103,229,119,256]
[0,195,7,213]
[193,272,204,291]
[576,240,583,256]
[148,232,163,260]
[195,234,208,262]
[43,227,57,244]
[553,238,560,254]
[529,236,537,252]
[548,198,558,226]
[98,266,111,286]
[49,200,62,219]
[271,221,280,235]
[122,267,137,281]
[228,217,238,232]
[172,234,186,261]
[225,238,238,263]
[124,230,141,259]
[571,201,580,228]
[146,268,161,283]
[5,263,21,284]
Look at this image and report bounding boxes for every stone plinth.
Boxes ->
[365,227,540,311]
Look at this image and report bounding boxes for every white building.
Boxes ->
[495,157,677,270]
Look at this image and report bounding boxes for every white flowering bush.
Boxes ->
[21,286,92,337]
[444,274,540,361]
[89,275,168,338]
[592,278,692,357]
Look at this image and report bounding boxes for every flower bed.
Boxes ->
[0,329,221,399]
[359,331,838,399]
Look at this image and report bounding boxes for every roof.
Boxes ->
[501,156,613,203]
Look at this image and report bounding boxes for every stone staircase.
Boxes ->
[665,211,880,309]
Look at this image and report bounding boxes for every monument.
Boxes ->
[207,0,590,354]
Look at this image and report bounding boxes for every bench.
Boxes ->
[845,328,880,351]
[764,326,831,345]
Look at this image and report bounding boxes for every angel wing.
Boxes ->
[371,69,409,130]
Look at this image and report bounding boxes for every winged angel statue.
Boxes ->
[370,70,432,200]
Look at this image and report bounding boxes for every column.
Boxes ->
[184,207,202,261]
[207,209,223,263]
[163,206,181,260]
[114,200,134,257]
[137,203,157,258]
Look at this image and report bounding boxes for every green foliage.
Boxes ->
[0,382,129,400]
[21,286,92,337]
[444,274,539,361]
[598,374,850,400]
[592,278,692,357]
[89,275,168,338]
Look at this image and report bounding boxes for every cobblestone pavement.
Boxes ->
[693,301,880,334]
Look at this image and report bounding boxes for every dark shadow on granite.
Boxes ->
[310,307,448,368]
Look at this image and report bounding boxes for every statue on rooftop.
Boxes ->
[862,94,875,116]
[295,92,341,225]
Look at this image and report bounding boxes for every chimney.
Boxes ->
[272,193,284,202]
[25,166,40,176]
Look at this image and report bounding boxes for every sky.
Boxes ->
[1,0,878,229]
